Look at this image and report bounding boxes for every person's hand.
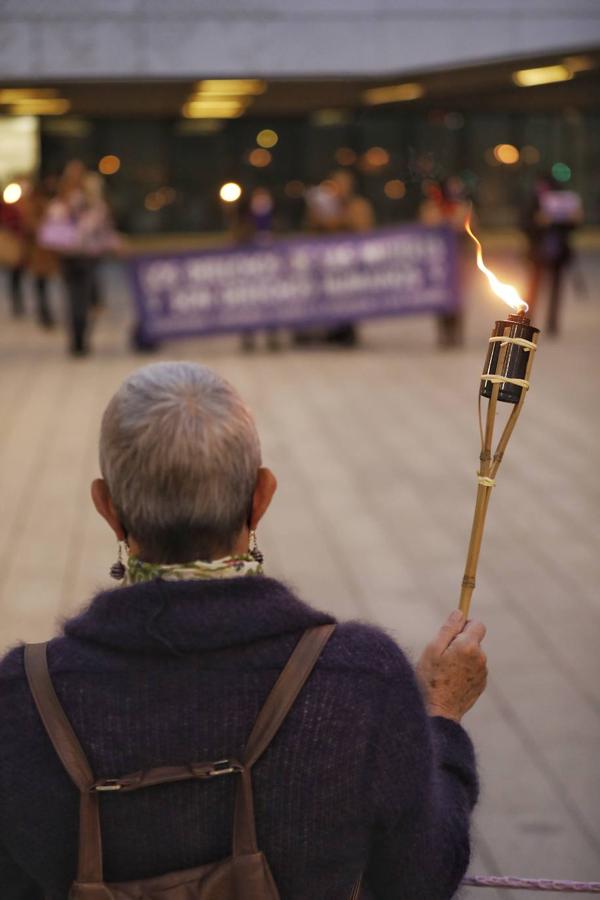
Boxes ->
[416,610,487,723]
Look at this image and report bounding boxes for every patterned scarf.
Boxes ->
[126,553,263,584]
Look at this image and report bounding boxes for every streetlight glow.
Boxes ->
[219,182,242,203]
[3,182,22,204]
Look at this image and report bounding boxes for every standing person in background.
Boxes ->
[304,170,375,347]
[234,187,281,352]
[83,171,110,315]
[249,186,275,244]
[419,176,470,348]
[232,187,275,247]
[523,174,583,336]
[39,160,118,356]
[0,181,27,318]
[22,178,58,329]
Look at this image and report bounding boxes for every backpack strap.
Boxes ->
[233,624,336,856]
[24,643,103,884]
[25,628,336,872]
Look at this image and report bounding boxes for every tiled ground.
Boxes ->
[1,244,599,898]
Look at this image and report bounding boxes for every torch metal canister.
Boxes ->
[480,314,540,404]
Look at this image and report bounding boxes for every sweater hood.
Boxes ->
[63,576,336,655]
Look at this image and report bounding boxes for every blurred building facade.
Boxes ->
[1,0,599,231]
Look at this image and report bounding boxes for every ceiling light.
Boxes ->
[8,99,70,115]
[182,102,244,119]
[185,97,246,108]
[512,65,572,87]
[362,83,424,105]
[0,88,59,102]
[194,79,266,95]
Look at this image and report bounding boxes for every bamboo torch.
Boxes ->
[459,217,540,617]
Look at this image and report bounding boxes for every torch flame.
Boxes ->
[465,213,528,313]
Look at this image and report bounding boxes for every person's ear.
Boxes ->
[249,467,277,530]
[91,479,127,541]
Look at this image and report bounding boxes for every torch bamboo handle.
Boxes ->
[459,483,493,617]
[458,324,538,617]
[458,584,474,618]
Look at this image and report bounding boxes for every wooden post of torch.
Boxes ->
[459,314,539,618]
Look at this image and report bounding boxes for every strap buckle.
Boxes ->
[205,759,243,777]
[94,778,123,792]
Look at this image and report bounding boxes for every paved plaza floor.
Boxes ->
[1,246,599,898]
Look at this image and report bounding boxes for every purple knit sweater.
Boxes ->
[0,576,478,899]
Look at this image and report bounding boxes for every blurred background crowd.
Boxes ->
[0,43,597,355]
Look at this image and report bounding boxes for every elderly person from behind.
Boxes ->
[0,362,487,899]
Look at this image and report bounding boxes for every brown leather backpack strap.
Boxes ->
[350,875,363,899]
[24,643,103,884]
[233,624,336,856]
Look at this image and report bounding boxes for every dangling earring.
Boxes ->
[110,540,128,581]
[248,529,264,565]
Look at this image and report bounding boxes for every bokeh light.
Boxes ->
[2,182,22,204]
[144,192,162,211]
[521,145,541,165]
[384,179,406,199]
[98,154,121,176]
[493,144,520,165]
[219,182,242,203]
[362,147,390,171]
[552,161,572,182]
[335,147,357,166]
[256,129,278,149]
[156,186,176,205]
[248,148,272,168]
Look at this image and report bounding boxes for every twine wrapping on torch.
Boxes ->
[477,476,496,487]
[463,875,600,893]
[488,336,538,352]
[480,374,530,390]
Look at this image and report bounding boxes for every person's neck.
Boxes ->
[130,530,249,564]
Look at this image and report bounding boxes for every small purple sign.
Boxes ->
[129,224,458,341]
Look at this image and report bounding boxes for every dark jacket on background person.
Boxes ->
[0,577,478,899]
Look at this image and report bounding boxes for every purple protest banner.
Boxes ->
[129,224,458,341]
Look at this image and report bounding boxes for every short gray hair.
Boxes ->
[99,361,261,562]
